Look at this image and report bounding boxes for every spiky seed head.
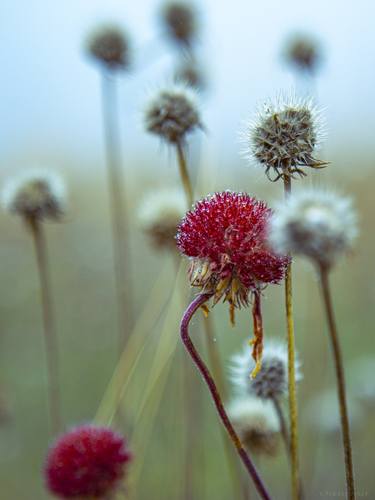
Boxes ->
[284,34,321,74]
[137,187,186,251]
[161,2,197,46]
[45,425,132,498]
[243,94,326,181]
[230,339,301,400]
[86,25,130,70]
[177,191,289,309]
[144,85,201,144]
[228,398,280,457]
[174,60,206,90]
[269,189,358,270]
[2,169,67,222]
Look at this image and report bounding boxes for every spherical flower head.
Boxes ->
[230,339,302,400]
[243,94,326,181]
[2,169,67,222]
[176,191,289,308]
[284,34,321,74]
[86,25,130,70]
[161,1,197,47]
[174,60,206,91]
[228,398,280,457]
[45,425,132,498]
[269,189,358,269]
[137,187,186,251]
[144,85,201,144]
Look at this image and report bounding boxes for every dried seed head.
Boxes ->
[230,339,301,400]
[176,191,289,309]
[307,391,363,437]
[137,187,186,251]
[161,1,197,47]
[144,85,201,144]
[269,189,358,269]
[45,425,132,498]
[228,398,280,457]
[243,94,326,181]
[174,60,206,91]
[86,25,130,70]
[2,169,67,222]
[285,34,321,74]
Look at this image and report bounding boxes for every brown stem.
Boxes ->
[180,293,272,500]
[28,218,61,435]
[283,175,301,500]
[319,267,356,500]
[176,141,194,208]
[101,71,132,352]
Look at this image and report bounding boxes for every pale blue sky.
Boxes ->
[0,0,374,175]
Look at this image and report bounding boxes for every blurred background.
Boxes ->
[0,0,374,498]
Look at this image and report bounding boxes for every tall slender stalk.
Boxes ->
[271,397,289,456]
[180,293,272,500]
[176,140,194,207]
[101,70,132,352]
[283,175,301,500]
[318,266,355,500]
[28,218,61,435]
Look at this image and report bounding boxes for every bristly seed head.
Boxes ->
[269,188,358,270]
[137,187,186,252]
[2,169,67,222]
[174,59,206,91]
[230,339,302,400]
[284,34,322,74]
[176,191,289,309]
[228,398,280,457]
[86,25,130,70]
[144,85,201,144]
[242,93,327,181]
[45,424,132,499]
[161,1,197,47]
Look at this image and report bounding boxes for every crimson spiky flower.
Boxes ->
[177,191,289,376]
[177,191,288,306]
[45,425,132,499]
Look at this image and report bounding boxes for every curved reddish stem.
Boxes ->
[180,293,272,500]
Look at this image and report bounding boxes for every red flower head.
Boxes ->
[45,425,132,499]
[177,191,288,307]
[177,191,289,377]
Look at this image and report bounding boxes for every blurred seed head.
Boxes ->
[350,357,375,410]
[86,25,130,70]
[174,59,206,91]
[269,189,358,270]
[144,85,201,144]
[228,398,280,457]
[307,390,363,437]
[2,169,67,222]
[230,339,301,400]
[284,34,322,74]
[137,187,186,251]
[45,424,132,498]
[161,1,197,47]
[243,94,326,181]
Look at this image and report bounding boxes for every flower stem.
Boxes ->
[28,218,61,435]
[271,397,289,455]
[180,293,272,500]
[318,266,355,500]
[176,141,194,208]
[101,70,132,352]
[283,175,301,500]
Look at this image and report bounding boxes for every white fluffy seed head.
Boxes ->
[269,189,358,269]
[144,85,202,144]
[137,187,186,251]
[228,397,280,456]
[230,339,301,400]
[242,93,326,181]
[2,169,67,222]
